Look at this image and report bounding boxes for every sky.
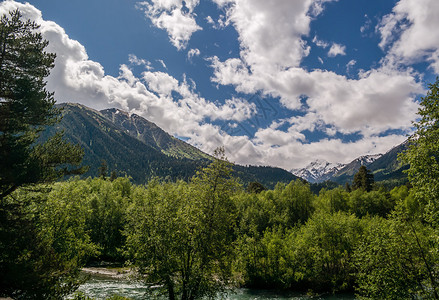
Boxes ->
[1,0,439,170]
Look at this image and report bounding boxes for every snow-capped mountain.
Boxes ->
[355,154,383,165]
[291,154,383,183]
[291,159,345,183]
[329,153,383,184]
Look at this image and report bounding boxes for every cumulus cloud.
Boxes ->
[136,0,202,50]
[328,42,346,57]
[210,0,337,72]
[208,0,423,168]
[0,0,258,163]
[251,133,408,169]
[377,0,439,73]
[0,0,431,171]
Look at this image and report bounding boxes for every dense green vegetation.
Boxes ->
[2,8,439,300]
[1,161,431,299]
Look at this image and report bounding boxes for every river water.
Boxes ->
[72,273,356,300]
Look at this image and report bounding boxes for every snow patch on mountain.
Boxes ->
[353,154,383,165]
[291,159,345,183]
[291,154,384,183]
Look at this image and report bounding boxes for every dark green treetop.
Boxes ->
[0,10,89,299]
[352,165,374,192]
[0,9,85,199]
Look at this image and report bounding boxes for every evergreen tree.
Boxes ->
[0,9,84,199]
[0,10,88,298]
[99,160,108,179]
[246,181,266,194]
[352,165,374,192]
[110,170,117,181]
[345,182,352,193]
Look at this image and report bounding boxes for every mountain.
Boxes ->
[41,103,297,188]
[368,141,409,183]
[100,108,211,161]
[291,160,345,183]
[41,103,200,183]
[331,154,383,184]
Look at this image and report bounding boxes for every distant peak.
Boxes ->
[100,107,130,117]
[291,159,345,183]
[353,153,383,165]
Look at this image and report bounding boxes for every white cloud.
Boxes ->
[0,0,430,171]
[206,15,214,24]
[0,1,258,162]
[205,14,228,29]
[312,36,329,48]
[128,54,153,70]
[360,14,372,35]
[346,59,356,73]
[328,42,346,57]
[377,0,439,73]
[251,133,408,169]
[136,0,202,50]
[157,59,167,69]
[210,0,337,71]
[208,0,422,168]
[187,48,200,61]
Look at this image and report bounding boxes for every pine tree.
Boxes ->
[0,10,88,298]
[0,9,85,199]
[352,165,374,192]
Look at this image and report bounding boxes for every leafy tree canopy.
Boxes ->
[401,78,439,225]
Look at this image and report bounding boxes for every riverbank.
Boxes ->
[73,270,356,300]
[82,267,131,279]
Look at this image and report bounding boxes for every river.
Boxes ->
[72,272,356,300]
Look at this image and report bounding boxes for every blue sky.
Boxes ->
[2,0,439,170]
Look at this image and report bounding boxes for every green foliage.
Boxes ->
[272,180,315,228]
[99,160,108,179]
[293,211,363,293]
[234,227,295,289]
[125,150,239,300]
[352,166,374,192]
[349,189,395,218]
[0,186,98,299]
[60,177,133,262]
[0,9,89,299]
[401,78,439,226]
[354,208,439,299]
[246,181,266,194]
[0,10,84,199]
[315,187,350,214]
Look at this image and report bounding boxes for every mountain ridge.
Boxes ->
[41,102,297,188]
[292,147,408,185]
[100,108,212,161]
[291,159,345,183]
